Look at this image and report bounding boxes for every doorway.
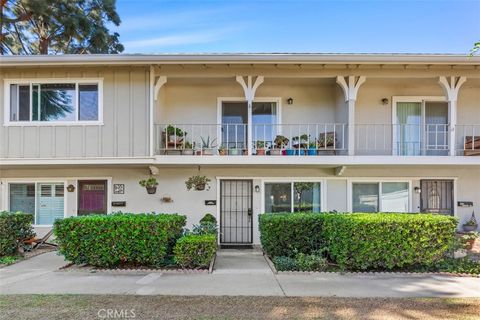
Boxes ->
[420,179,454,215]
[78,180,108,215]
[219,180,253,245]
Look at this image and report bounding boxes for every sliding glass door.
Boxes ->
[395,100,448,155]
[9,182,65,225]
[221,101,278,153]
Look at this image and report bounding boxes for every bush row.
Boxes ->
[54,213,186,268]
[0,211,35,256]
[174,234,217,268]
[259,212,458,270]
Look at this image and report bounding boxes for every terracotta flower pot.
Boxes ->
[256,149,265,155]
[195,183,206,191]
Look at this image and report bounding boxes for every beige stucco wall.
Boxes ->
[2,165,478,243]
[0,67,151,159]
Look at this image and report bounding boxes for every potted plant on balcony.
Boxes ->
[307,141,317,156]
[271,135,289,155]
[463,212,478,232]
[198,136,217,155]
[292,134,309,155]
[218,145,227,156]
[182,141,194,155]
[185,175,211,191]
[139,177,159,194]
[228,143,243,156]
[255,140,266,155]
[164,125,185,145]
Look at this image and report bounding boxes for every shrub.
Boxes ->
[295,251,328,272]
[54,213,186,268]
[190,223,217,236]
[323,213,457,270]
[200,213,217,225]
[174,234,217,269]
[0,211,35,256]
[273,256,298,271]
[259,213,329,257]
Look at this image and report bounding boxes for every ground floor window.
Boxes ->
[264,181,322,213]
[352,181,409,212]
[9,182,65,225]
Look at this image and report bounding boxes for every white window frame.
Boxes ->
[261,178,326,213]
[391,96,447,156]
[216,97,282,147]
[4,78,104,126]
[5,179,68,227]
[347,179,413,212]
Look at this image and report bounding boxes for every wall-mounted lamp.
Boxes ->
[67,184,76,192]
[381,98,389,105]
[254,185,261,193]
[414,187,421,194]
[287,97,294,105]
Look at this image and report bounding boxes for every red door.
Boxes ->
[78,180,107,215]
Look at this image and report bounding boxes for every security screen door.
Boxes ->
[420,180,454,215]
[220,180,253,244]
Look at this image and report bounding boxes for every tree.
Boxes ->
[1,0,123,55]
[471,41,480,56]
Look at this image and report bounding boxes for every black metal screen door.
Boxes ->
[420,180,454,215]
[220,180,253,244]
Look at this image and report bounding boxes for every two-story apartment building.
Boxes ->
[0,54,479,245]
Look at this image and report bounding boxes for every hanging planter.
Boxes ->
[185,175,211,191]
[139,177,159,194]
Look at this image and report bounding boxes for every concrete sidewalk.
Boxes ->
[1,250,479,297]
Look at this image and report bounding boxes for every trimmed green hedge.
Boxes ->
[259,212,458,270]
[259,213,329,257]
[324,213,457,270]
[174,234,217,269]
[54,213,186,268]
[0,211,35,256]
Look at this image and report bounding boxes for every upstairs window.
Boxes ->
[7,80,101,124]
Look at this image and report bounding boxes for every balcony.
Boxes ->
[154,123,480,159]
[154,123,347,156]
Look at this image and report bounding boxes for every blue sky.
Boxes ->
[114,0,480,54]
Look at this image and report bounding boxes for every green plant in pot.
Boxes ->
[139,177,159,194]
[255,140,266,155]
[199,136,217,155]
[463,212,478,232]
[165,125,185,145]
[292,134,309,149]
[185,175,211,191]
[182,141,194,155]
[307,141,317,156]
[271,135,289,155]
[218,145,227,156]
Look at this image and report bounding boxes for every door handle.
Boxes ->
[247,209,252,216]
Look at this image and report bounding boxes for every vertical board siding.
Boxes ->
[0,67,150,159]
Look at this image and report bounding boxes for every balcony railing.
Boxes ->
[355,124,450,155]
[154,123,347,156]
[154,123,480,157]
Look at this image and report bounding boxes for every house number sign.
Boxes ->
[113,184,125,194]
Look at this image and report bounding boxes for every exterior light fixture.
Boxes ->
[287,97,294,105]
[255,185,260,193]
[67,184,75,192]
[381,98,389,105]
[414,187,421,194]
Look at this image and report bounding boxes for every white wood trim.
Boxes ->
[4,78,104,126]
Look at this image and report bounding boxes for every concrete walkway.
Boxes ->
[1,250,479,297]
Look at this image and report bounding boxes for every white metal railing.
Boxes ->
[154,123,346,156]
[355,124,449,156]
[456,124,480,156]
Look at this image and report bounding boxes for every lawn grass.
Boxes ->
[1,295,479,320]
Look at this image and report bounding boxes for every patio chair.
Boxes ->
[24,229,57,250]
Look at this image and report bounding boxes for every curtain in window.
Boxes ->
[396,102,421,155]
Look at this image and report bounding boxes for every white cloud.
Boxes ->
[123,29,234,51]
